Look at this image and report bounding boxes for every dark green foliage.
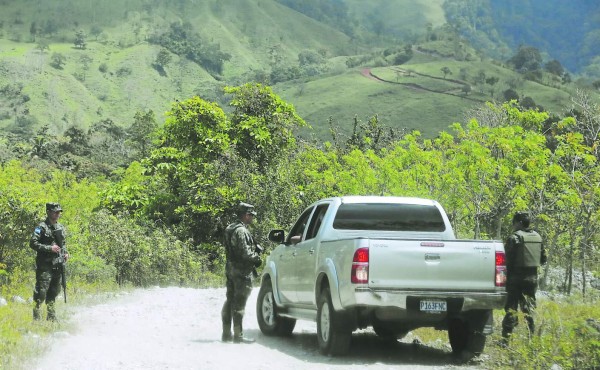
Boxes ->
[74,29,87,49]
[50,52,66,69]
[87,210,202,287]
[0,193,37,277]
[503,89,519,102]
[226,83,307,166]
[148,22,231,76]
[509,45,542,72]
[545,59,564,76]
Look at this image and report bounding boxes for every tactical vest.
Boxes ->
[514,230,543,267]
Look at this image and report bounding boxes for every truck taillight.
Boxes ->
[351,247,369,284]
[495,251,506,287]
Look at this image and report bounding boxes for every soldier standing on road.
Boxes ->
[501,211,546,343]
[221,202,262,343]
[30,202,69,321]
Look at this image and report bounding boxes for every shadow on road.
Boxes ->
[247,329,467,367]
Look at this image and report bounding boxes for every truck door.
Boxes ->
[277,206,314,303]
[295,203,330,305]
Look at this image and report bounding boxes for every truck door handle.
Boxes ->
[309,249,315,255]
[292,251,297,257]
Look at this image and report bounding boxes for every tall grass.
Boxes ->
[414,293,600,369]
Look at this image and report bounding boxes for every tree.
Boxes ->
[126,110,158,159]
[50,52,66,69]
[441,66,452,79]
[74,30,87,49]
[90,25,103,41]
[298,49,324,66]
[155,49,172,69]
[36,39,49,53]
[461,84,472,96]
[225,83,307,166]
[29,21,39,42]
[509,45,542,72]
[485,76,499,98]
[545,59,565,76]
[503,89,519,102]
[78,54,93,80]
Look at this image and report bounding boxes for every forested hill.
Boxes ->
[443,0,600,76]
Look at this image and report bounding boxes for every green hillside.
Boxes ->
[0,0,356,134]
[0,0,595,141]
[274,51,576,139]
[344,0,446,39]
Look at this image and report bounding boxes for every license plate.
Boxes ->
[420,300,447,312]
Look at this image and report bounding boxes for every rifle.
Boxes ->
[251,240,264,278]
[52,228,67,303]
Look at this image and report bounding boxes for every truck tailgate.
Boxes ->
[368,239,500,291]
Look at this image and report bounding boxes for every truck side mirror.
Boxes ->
[268,229,285,244]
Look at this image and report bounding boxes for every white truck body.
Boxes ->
[256,196,507,357]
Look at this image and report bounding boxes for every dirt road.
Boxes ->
[31,287,482,370]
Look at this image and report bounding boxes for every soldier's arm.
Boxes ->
[504,235,518,270]
[232,229,261,265]
[29,224,53,252]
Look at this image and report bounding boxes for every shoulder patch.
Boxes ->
[34,226,42,235]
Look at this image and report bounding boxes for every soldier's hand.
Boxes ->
[51,244,61,254]
[64,253,69,262]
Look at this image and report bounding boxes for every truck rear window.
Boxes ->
[332,203,446,232]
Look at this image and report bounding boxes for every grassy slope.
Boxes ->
[274,53,575,139]
[0,0,354,133]
[0,0,591,140]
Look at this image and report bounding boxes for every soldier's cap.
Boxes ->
[238,202,257,216]
[46,202,63,213]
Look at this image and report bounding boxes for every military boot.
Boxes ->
[221,324,232,342]
[233,324,255,344]
[33,303,41,321]
[46,301,57,321]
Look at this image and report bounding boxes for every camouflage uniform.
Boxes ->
[502,212,546,340]
[221,203,262,343]
[30,203,67,321]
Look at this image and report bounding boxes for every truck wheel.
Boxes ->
[256,281,296,336]
[317,287,351,356]
[448,318,486,358]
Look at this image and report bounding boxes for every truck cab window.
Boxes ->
[306,204,329,240]
[287,207,314,244]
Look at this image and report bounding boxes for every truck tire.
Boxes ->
[256,281,296,336]
[448,318,486,358]
[317,287,351,356]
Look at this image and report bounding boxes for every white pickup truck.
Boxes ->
[256,196,507,357]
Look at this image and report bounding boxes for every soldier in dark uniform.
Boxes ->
[501,211,546,343]
[221,202,262,343]
[30,202,69,321]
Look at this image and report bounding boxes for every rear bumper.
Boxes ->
[347,287,506,311]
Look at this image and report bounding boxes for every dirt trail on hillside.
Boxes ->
[30,287,482,370]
